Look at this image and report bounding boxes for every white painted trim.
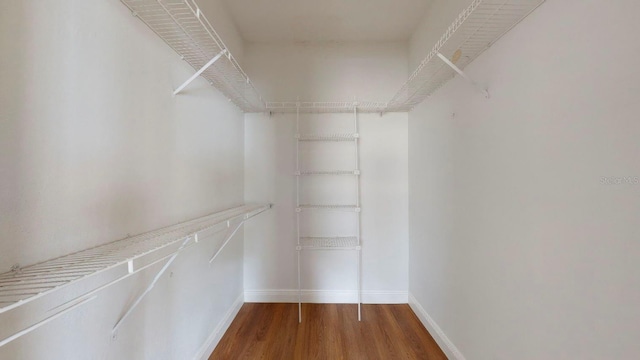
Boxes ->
[193,293,244,360]
[244,289,408,304]
[408,293,466,360]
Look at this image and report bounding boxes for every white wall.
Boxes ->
[0,0,246,358]
[408,0,640,359]
[243,42,409,303]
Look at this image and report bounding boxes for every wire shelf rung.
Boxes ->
[121,0,265,112]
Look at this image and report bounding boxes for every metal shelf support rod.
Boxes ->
[296,103,302,324]
[173,49,227,96]
[436,52,490,99]
[0,296,96,348]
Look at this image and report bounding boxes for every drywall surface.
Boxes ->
[408,0,640,359]
[244,42,409,303]
[0,0,245,359]
[244,42,408,102]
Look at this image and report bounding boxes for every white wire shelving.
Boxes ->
[296,170,360,176]
[267,102,388,114]
[0,204,271,348]
[295,106,362,323]
[386,0,545,111]
[298,237,360,250]
[120,0,265,112]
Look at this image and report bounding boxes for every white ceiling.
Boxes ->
[219,0,433,43]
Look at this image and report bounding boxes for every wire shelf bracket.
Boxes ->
[0,296,97,348]
[294,104,362,323]
[120,0,542,114]
[385,0,545,112]
[0,204,271,348]
[173,49,227,96]
[437,52,490,99]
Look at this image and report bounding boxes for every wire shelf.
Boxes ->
[266,102,388,114]
[387,0,545,111]
[0,204,271,315]
[297,133,358,142]
[121,0,265,112]
[298,237,359,250]
[298,205,360,212]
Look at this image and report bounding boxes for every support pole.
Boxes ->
[296,102,302,324]
[173,49,227,95]
[112,237,192,335]
[437,52,490,99]
[209,219,246,263]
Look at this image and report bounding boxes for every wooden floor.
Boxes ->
[210,303,447,360]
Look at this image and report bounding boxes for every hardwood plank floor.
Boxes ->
[209,303,447,360]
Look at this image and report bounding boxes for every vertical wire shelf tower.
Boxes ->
[295,104,362,322]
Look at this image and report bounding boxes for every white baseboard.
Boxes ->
[193,293,244,360]
[244,289,408,304]
[408,293,466,360]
